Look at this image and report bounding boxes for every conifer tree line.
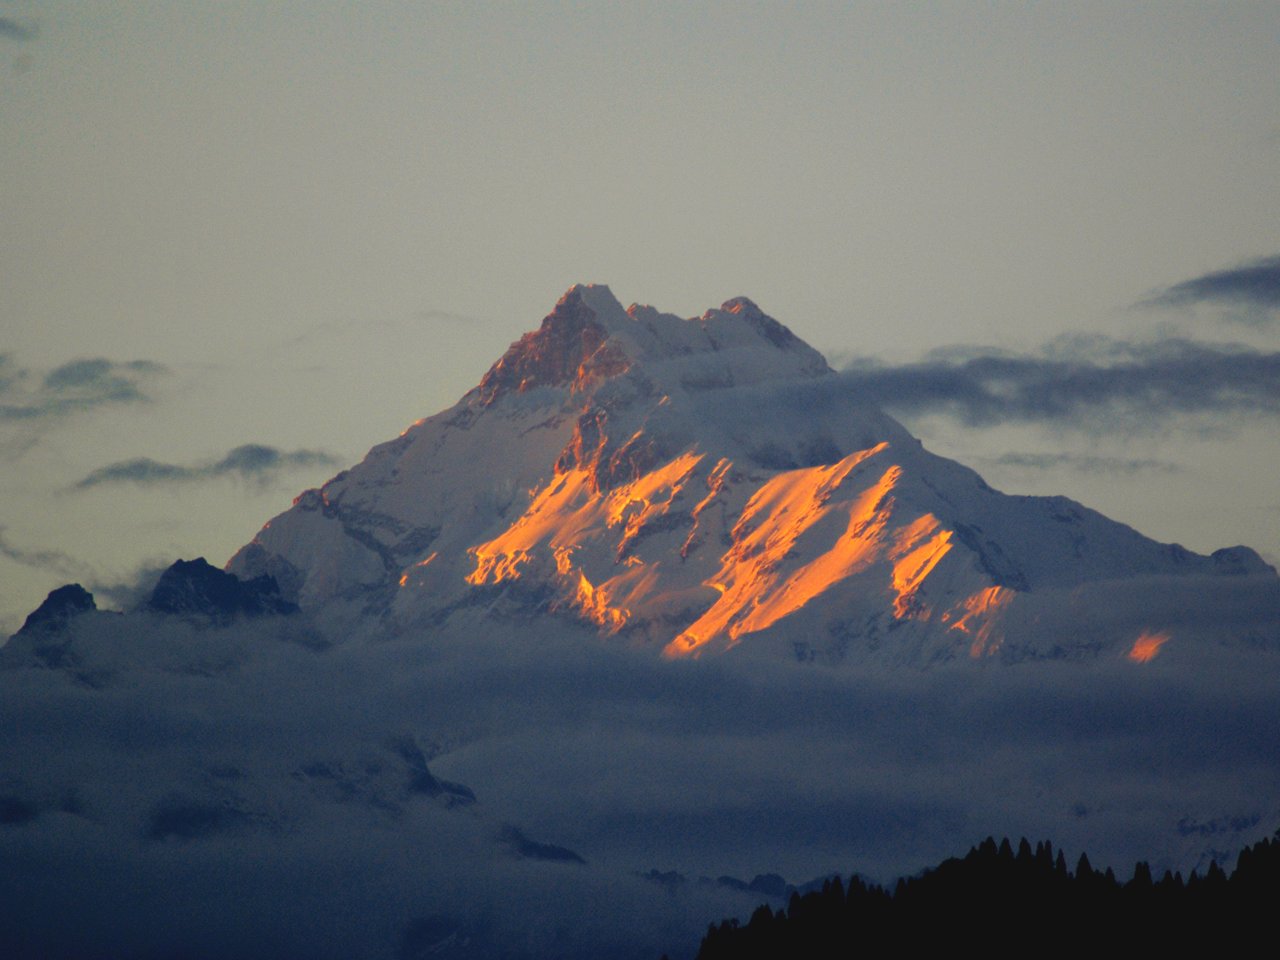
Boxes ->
[684,830,1280,958]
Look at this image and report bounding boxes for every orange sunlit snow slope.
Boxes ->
[1128,630,1171,663]
[465,440,1014,658]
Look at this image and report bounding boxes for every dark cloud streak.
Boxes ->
[839,337,1280,432]
[1147,254,1280,311]
[0,526,93,582]
[75,444,340,490]
[0,354,167,423]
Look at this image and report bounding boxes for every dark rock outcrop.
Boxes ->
[146,558,298,621]
[12,583,96,640]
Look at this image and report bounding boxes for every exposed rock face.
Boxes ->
[12,583,96,640]
[477,287,625,404]
[147,558,298,621]
[5,584,103,671]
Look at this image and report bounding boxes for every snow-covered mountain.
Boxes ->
[229,284,1275,664]
[5,285,1280,960]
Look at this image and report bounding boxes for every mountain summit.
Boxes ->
[229,285,1275,664]
[474,285,828,405]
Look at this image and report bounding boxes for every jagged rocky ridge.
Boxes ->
[6,558,295,645]
[146,557,298,621]
[229,284,1276,664]
[13,583,97,639]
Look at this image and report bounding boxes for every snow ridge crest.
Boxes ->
[475,284,829,406]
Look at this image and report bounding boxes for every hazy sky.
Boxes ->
[3,1,1278,632]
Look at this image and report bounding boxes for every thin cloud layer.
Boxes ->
[1147,255,1280,311]
[0,16,37,41]
[0,526,93,582]
[984,453,1181,475]
[838,337,1280,432]
[279,307,486,352]
[75,444,340,490]
[0,354,167,423]
[89,560,173,612]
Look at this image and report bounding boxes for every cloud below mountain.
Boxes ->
[2,610,1277,958]
[74,444,340,490]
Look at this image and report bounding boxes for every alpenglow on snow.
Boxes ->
[229,284,1276,665]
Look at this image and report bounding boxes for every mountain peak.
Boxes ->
[475,285,631,405]
[147,558,298,622]
[475,284,827,407]
[718,295,762,315]
[566,282,628,324]
[11,583,96,640]
[706,296,803,350]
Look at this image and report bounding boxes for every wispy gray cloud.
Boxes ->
[418,308,488,327]
[0,354,167,423]
[0,353,22,393]
[279,307,487,353]
[0,529,170,614]
[1146,255,1280,312]
[839,337,1280,433]
[90,560,173,611]
[74,444,340,490]
[0,16,37,42]
[982,452,1181,475]
[0,526,93,582]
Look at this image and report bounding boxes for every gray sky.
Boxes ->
[3,1,1279,632]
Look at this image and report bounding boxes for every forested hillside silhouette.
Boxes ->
[689,830,1280,958]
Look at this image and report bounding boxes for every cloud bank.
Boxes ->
[74,444,340,490]
[1,607,1278,959]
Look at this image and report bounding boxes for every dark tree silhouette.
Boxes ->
[692,829,1280,958]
